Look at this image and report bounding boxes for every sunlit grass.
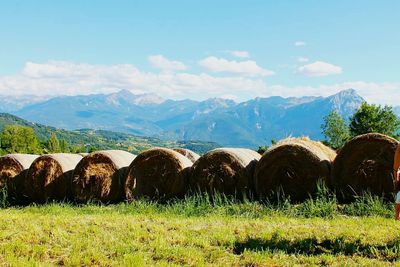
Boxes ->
[0,184,398,265]
[1,206,399,266]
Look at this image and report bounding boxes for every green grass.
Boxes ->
[1,203,400,266]
[0,187,399,266]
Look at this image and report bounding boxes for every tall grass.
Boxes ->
[295,181,338,218]
[342,193,393,218]
[0,182,395,218]
[122,182,394,218]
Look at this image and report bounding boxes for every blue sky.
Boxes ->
[0,1,399,104]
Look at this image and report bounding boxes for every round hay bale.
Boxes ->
[173,148,200,163]
[190,148,261,197]
[25,153,83,203]
[125,147,192,200]
[332,133,399,201]
[72,150,136,203]
[254,137,336,202]
[0,154,38,202]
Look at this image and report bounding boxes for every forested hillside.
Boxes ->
[0,113,219,154]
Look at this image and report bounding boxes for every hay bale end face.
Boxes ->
[173,148,200,163]
[190,148,261,197]
[125,147,192,200]
[72,150,136,203]
[25,153,83,203]
[254,137,336,202]
[332,133,399,201]
[0,154,38,201]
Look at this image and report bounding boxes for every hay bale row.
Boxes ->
[0,135,398,204]
[0,148,198,204]
[254,137,336,202]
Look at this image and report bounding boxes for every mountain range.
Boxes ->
[0,89,396,148]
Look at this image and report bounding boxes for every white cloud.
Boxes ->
[229,50,250,58]
[297,61,342,77]
[199,57,274,76]
[1,61,399,106]
[297,57,309,63]
[148,55,187,71]
[0,60,267,99]
[294,41,306,47]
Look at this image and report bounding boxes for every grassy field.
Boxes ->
[0,192,400,266]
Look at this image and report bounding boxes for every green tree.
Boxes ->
[257,139,278,154]
[88,145,99,153]
[257,146,268,154]
[0,125,41,154]
[59,138,69,152]
[70,144,86,153]
[47,133,61,153]
[321,110,350,149]
[349,102,400,138]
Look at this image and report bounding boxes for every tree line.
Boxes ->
[257,102,400,153]
[322,102,400,149]
[0,125,90,155]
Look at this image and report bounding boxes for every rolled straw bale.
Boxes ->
[125,147,192,200]
[332,133,399,201]
[173,148,200,163]
[72,150,136,203]
[190,148,261,197]
[25,153,83,203]
[0,154,38,201]
[254,137,336,202]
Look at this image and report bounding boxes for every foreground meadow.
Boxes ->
[0,193,400,266]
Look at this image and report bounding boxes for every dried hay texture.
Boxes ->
[25,153,83,203]
[332,133,399,202]
[190,148,261,197]
[173,148,200,163]
[72,150,136,203]
[125,147,193,201]
[254,137,336,202]
[0,154,38,202]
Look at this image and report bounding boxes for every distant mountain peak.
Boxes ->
[249,95,318,108]
[107,90,165,106]
[132,93,165,105]
[202,97,236,106]
[115,89,135,97]
[333,88,358,97]
[327,89,364,115]
[329,88,363,101]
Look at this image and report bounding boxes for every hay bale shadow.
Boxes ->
[232,234,400,261]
